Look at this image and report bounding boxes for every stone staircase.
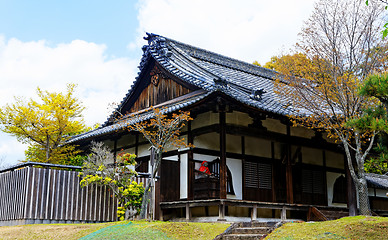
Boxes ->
[215,221,276,240]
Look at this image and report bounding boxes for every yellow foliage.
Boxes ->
[0,84,86,163]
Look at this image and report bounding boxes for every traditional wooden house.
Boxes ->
[69,33,388,221]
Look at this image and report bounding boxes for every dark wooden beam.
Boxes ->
[219,109,227,199]
[286,124,294,204]
[188,121,194,200]
[113,138,118,166]
[241,136,246,201]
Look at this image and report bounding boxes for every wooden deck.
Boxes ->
[160,199,332,221]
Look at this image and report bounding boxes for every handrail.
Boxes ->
[0,161,82,174]
[307,206,328,221]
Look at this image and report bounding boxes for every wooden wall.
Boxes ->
[129,78,191,113]
[0,166,117,225]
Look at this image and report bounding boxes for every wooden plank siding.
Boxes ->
[129,77,191,113]
[0,166,126,225]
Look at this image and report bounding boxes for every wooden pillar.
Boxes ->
[185,203,191,221]
[113,138,118,166]
[219,110,227,199]
[281,206,287,221]
[154,172,161,220]
[271,142,276,202]
[218,201,226,221]
[187,121,194,200]
[251,204,257,221]
[286,124,294,204]
[241,136,246,200]
[135,133,139,156]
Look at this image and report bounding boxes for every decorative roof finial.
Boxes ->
[250,88,266,101]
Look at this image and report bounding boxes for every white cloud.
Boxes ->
[0,37,138,165]
[134,0,315,65]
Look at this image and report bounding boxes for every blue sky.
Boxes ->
[0,0,316,166]
[0,0,140,59]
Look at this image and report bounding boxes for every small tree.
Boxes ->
[119,107,192,219]
[0,84,86,164]
[80,142,144,220]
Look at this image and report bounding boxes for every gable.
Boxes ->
[129,72,192,113]
[122,61,199,114]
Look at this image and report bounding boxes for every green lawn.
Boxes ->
[265,216,388,240]
[0,220,230,240]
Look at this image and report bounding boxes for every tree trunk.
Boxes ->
[139,151,162,219]
[357,178,372,216]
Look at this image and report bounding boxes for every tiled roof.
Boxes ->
[366,173,388,190]
[70,33,296,143]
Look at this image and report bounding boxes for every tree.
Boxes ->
[366,0,388,38]
[79,141,144,220]
[120,107,192,220]
[357,72,388,174]
[273,0,387,215]
[0,84,86,164]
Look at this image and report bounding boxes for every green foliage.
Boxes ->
[359,73,388,105]
[25,143,85,165]
[353,73,388,174]
[80,142,144,220]
[365,143,388,174]
[346,105,388,132]
[66,154,87,166]
[0,83,86,163]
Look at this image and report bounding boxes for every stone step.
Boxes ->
[249,221,268,227]
[223,233,265,240]
[232,227,269,234]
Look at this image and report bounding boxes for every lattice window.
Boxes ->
[245,161,258,188]
[258,163,272,189]
[302,169,324,194]
[245,161,272,189]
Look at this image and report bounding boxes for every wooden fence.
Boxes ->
[0,162,149,226]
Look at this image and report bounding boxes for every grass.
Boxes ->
[80,220,229,240]
[0,220,230,240]
[265,216,388,240]
[0,221,123,240]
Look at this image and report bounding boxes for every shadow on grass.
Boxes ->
[79,222,172,240]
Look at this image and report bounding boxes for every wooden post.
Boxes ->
[218,201,226,221]
[251,204,257,221]
[185,203,191,221]
[113,138,118,166]
[154,172,161,220]
[281,206,287,221]
[286,124,294,204]
[188,121,194,200]
[219,110,227,199]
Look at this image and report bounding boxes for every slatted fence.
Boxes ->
[0,162,120,226]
